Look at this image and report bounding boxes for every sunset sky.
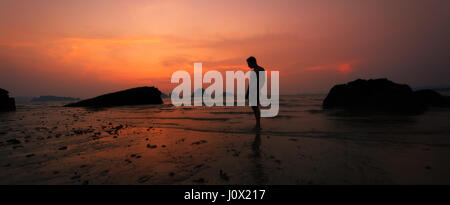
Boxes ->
[1,0,449,98]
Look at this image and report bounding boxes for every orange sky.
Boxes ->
[1,0,449,98]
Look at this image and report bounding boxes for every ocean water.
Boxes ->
[1,94,450,184]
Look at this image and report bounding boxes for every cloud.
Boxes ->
[303,60,361,74]
[1,0,450,97]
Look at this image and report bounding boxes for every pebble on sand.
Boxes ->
[191,140,207,145]
[26,154,35,158]
[147,144,157,149]
[58,146,68,150]
[219,169,230,181]
[7,139,21,145]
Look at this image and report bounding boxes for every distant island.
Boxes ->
[191,88,234,98]
[31,95,80,102]
[191,88,205,97]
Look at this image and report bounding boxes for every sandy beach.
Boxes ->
[1,95,450,185]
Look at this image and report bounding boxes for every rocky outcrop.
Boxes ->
[323,79,450,114]
[64,86,163,108]
[413,89,450,108]
[0,88,16,112]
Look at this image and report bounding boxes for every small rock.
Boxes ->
[7,139,21,145]
[138,175,151,183]
[26,154,35,158]
[194,164,204,169]
[193,178,206,183]
[13,145,23,149]
[147,144,157,149]
[191,140,207,145]
[219,170,230,181]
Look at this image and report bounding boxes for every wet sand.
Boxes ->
[1,96,450,184]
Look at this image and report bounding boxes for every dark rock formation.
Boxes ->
[413,89,450,108]
[32,95,80,102]
[0,88,16,112]
[64,86,163,108]
[323,79,450,114]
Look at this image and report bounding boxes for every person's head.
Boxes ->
[247,56,257,68]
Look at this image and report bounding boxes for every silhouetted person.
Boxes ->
[246,56,265,130]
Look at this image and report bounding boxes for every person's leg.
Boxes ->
[255,106,261,129]
[251,106,261,130]
[254,86,262,129]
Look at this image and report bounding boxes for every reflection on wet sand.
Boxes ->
[1,95,450,184]
[251,131,268,184]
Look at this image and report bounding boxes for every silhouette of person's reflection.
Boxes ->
[252,131,261,157]
[250,130,267,184]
